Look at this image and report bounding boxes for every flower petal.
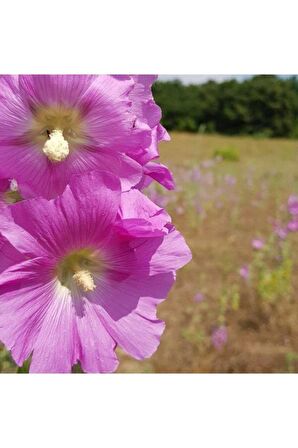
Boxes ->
[117,189,171,236]
[0,237,25,273]
[0,204,46,257]
[132,227,192,275]
[143,162,175,190]
[78,76,150,154]
[80,150,142,192]
[91,272,175,359]
[75,299,119,373]
[0,258,55,366]
[19,75,96,108]
[6,171,121,257]
[29,285,79,373]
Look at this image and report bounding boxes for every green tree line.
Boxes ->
[153,75,298,138]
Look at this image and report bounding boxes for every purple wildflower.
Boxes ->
[273,223,288,240]
[224,175,236,186]
[288,195,298,216]
[201,159,215,169]
[287,220,298,232]
[239,265,249,280]
[252,239,264,250]
[192,167,201,182]
[211,326,228,350]
[195,200,203,214]
[0,171,191,373]
[203,172,214,186]
[194,292,205,303]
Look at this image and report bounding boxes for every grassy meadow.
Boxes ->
[1,132,298,373]
[118,133,298,373]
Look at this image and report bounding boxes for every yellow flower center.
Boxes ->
[27,105,87,163]
[57,249,101,293]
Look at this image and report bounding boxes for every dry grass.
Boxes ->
[117,133,298,373]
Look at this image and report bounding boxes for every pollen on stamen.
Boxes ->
[73,269,96,292]
[42,129,69,162]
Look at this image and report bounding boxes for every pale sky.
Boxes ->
[158,75,250,84]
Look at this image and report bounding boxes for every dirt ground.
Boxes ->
[117,133,298,373]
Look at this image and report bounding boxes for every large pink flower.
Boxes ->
[0,75,170,199]
[0,171,191,372]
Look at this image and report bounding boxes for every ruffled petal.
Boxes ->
[0,144,142,200]
[8,171,121,257]
[0,204,46,257]
[77,150,142,192]
[91,272,175,359]
[75,299,118,373]
[143,162,175,190]
[0,142,62,199]
[117,189,171,237]
[132,228,192,275]
[78,76,150,154]
[0,256,119,373]
[129,75,161,129]
[0,258,55,366]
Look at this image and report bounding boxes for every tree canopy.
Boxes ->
[153,75,298,138]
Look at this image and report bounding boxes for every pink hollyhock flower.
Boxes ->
[252,239,264,250]
[211,326,228,350]
[0,171,191,373]
[288,195,298,216]
[0,75,169,199]
[239,265,249,280]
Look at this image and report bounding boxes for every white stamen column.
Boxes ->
[43,129,69,162]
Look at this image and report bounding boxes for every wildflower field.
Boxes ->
[1,131,298,373]
[117,132,298,373]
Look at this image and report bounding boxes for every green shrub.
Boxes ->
[213,146,239,161]
[176,117,197,133]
